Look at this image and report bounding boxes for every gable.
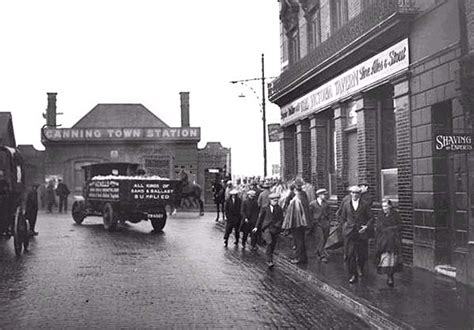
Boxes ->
[72,104,169,128]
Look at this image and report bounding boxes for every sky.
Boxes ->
[0,0,282,177]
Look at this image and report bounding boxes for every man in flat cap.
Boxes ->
[224,189,242,247]
[253,193,284,268]
[308,188,330,262]
[358,180,373,207]
[339,185,375,283]
[240,190,259,250]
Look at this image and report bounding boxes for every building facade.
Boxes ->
[23,92,230,206]
[269,0,473,285]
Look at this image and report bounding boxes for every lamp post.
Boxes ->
[230,54,276,178]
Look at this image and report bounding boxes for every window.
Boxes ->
[328,118,337,199]
[332,0,348,31]
[288,28,300,65]
[307,7,321,51]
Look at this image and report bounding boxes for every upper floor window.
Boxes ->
[307,7,321,51]
[331,0,348,31]
[289,28,300,65]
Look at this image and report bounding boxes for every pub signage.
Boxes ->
[281,38,410,126]
[43,127,201,141]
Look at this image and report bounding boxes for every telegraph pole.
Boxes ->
[261,54,267,177]
[230,54,275,177]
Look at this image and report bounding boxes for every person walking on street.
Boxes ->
[56,179,70,213]
[240,190,259,250]
[253,193,284,268]
[375,199,403,287]
[339,185,375,283]
[282,178,310,265]
[257,181,272,209]
[25,184,39,236]
[224,189,242,247]
[212,178,225,222]
[224,180,233,201]
[308,188,330,263]
[358,181,374,207]
[46,180,56,213]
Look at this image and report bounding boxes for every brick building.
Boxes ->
[23,92,230,205]
[269,0,473,285]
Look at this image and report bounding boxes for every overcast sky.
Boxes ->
[0,0,282,177]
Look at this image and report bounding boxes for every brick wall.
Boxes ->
[310,115,329,188]
[356,95,379,200]
[296,120,311,182]
[281,125,297,181]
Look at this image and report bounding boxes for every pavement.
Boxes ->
[214,216,474,329]
[0,210,370,329]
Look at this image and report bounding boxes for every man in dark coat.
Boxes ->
[46,180,56,213]
[224,189,242,247]
[339,185,375,283]
[25,184,39,236]
[308,188,330,262]
[240,190,259,249]
[56,179,70,213]
[212,178,225,222]
[253,193,284,268]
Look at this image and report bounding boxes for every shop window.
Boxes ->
[379,97,398,201]
[307,6,321,51]
[331,0,348,32]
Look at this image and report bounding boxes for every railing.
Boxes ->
[269,0,418,100]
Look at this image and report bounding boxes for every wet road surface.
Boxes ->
[0,211,369,329]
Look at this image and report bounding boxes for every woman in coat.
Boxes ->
[375,199,403,287]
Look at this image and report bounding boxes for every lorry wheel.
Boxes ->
[72,201,85,224]
[151,212,167,232]
[13,206,24,256]
[103,203,118,231]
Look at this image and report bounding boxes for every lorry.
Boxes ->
[71,162,180,232]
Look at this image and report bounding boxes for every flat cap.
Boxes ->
[269,193,280,199]
[348,185,362,193]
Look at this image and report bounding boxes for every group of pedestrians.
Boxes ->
[41,179,70,213]
[214,176,403,287]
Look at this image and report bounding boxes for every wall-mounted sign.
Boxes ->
[268,123,283,142]
[43,127,201,142]
[435,134,472,152]
[281,38,409,126]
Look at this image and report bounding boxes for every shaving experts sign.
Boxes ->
[43,127,201,142]
[281,39,409,126]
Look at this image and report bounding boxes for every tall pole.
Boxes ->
[261,53,268,178]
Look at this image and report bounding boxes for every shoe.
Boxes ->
[267,261,274,269]
[349,275,358,284]
[387,277,394,287]
[290,258,306,265]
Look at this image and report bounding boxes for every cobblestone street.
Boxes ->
[0,211,369,329]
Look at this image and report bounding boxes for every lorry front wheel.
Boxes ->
[72,201,85,224]
[151,212,167,232]
[103,203,118,231]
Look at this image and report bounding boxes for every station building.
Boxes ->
[269,0,473,285]
[22,92,230,205]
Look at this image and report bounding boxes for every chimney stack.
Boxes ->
[180,92,190,127]
[46,92,57,127]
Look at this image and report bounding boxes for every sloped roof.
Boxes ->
[0,112,16,147]
[72,104,169,128]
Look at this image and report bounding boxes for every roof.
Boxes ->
[0,112,16,147]
[72,104,169,128]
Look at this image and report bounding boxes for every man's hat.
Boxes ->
[316,188,328,195]
[348,185,362,193]
[358,180,369,187]
[229,189,239,195]
[247,190,256,196]
[226,180,233,185]
[269,193,280,200]
[261,181,271,188]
